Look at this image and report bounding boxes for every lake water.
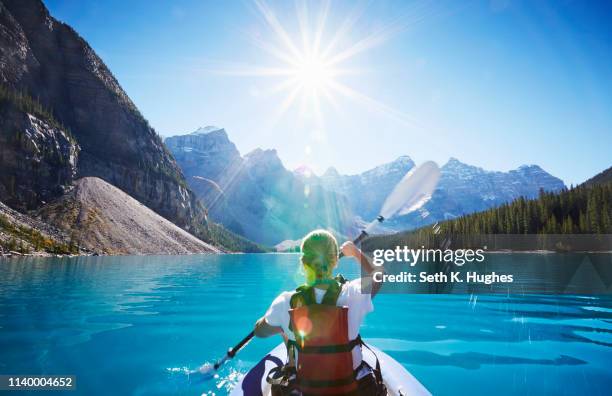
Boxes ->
[0,254,611,395]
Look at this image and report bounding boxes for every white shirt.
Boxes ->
[264,279,374,369]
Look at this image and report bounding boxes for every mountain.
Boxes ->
[165,127,252,234]
[165,127,353,245]
[275,239,302,252]
[36,177,220,255]
[320,156,416,221]
[318,157,566,231]
[1,200,86,256]
[0,86,79,211]
[409,158,566,224]
[0,0,206,232]
[166,125,566,243]
[364,173,612,253]
[166,126,242,180]
[582,166,612,187]
[0,0,264,252]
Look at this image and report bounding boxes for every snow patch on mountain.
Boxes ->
[191,126,223,135]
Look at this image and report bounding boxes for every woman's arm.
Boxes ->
[254,317,283,338]
[340,241,383,297]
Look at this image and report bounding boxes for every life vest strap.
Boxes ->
[360,341,384,389]
[287,335,362,354]
[290,275,347,310]
[291,281,342,309]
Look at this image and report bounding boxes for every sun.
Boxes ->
[294,54,333,91]
[217,0,428,128]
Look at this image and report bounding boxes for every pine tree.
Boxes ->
[400,181,611,237]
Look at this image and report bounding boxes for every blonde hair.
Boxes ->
[300,229,339,285]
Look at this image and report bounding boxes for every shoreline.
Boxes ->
[2,249,611,260]
[0,251,96,259]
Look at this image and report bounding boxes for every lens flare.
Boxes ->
[295,316,313,337]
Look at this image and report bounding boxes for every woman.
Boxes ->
[254,229,384,395]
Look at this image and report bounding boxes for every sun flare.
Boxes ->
[216,0,434,129]
[293,55,333,90]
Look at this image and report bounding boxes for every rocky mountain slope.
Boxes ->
[0,200,87,256]
[582,166,612,187]
[0,0,263,253]
[37,177,221,255]
[165,127,353,245]
[0,0,206,232]
[0,86,79,211]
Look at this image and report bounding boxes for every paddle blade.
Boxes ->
[194,363,216,379]
[379,161,440,219]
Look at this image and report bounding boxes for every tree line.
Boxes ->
[437,181,611,235]
[364,176,611,252]
[0,83,75,143]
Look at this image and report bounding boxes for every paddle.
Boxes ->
[197,160,440,378]
[339,161,441,257]
[194,331,255,378]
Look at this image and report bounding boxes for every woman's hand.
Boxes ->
[340,241,361,258]
[340,241,382,297]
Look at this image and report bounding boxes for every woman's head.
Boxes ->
[300,229,339,285]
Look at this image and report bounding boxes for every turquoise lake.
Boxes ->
[0,254,611,395]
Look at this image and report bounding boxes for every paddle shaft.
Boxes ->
[213,330,255,370]
[338,230,369,258]
[339,214,386,258]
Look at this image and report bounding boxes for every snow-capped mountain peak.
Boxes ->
[191,126,223,135]
[322,166,340,178]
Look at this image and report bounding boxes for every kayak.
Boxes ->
[230,342,431,396]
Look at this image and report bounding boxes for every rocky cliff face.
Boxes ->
[0,0,206,229]
[432,158,566,218]
[166,127,353,245]
[165,127,252,233]
[0,89,79,211]
[443,158,565,194]
[165,127,242,178]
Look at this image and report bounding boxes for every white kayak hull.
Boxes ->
[230,342,430,396]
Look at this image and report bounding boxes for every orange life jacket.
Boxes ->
[287,280,361,395]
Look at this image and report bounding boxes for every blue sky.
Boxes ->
[45,0,611,185]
